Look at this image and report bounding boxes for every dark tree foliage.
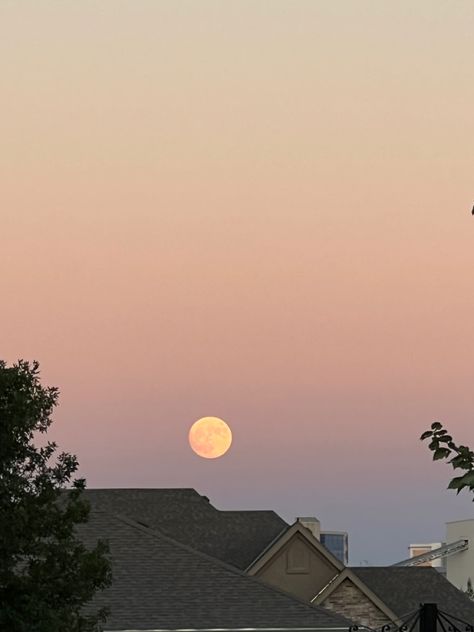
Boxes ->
[421,421,474,498]
[0,360,111,632]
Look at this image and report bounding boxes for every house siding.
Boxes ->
[321,578,391,629]
[256,533,339,602]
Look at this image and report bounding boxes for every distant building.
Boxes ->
[446,519,474,591]
[402,520,474,588]
[409,542,446,573]
[321,531,349,565]
[295,518,348,565]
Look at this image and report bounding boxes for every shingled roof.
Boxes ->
[82,488,288,569]
[80,510,351,631]
[351,567,474,624]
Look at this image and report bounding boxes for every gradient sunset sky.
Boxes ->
[2,1,473,565]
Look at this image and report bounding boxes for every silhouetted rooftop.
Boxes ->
[82,488,288,569]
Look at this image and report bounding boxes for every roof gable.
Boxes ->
[317,566,474,627]
[313,568,398,623]
[247,521,344,575]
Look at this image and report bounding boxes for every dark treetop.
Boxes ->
[0,360,111,632]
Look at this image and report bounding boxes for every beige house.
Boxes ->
[244,516,474,629]
[246,520,344,602]
[244,519,395,628]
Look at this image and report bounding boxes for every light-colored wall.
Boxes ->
[409,542,445,569]
[321,579,391,629]
[255,533,338,602]
[446,519,474,590]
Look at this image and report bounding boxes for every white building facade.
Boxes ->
[446,519,474,591]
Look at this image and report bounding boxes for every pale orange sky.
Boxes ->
[1,1,473,564]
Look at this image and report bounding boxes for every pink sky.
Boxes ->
[1,1,473,564]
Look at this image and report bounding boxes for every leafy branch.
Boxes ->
[421,421,474,498]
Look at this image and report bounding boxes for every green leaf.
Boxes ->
[450,455,471,469]
[459,471,474,486]
[447,472,474,495]
[431,421,443,430]
[438,435,452,443]
[433,447,451,460]
[448,476,466,490]
[420,430,433,441]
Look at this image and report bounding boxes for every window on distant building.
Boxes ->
[320,532,348,565]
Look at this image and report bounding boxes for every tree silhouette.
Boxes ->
[0,360,111,632]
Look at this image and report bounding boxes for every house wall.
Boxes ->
[321,579,391,629]
[446,519,474,590]
[255,533,339,601]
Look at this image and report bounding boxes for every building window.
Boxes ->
[321,532,348,565]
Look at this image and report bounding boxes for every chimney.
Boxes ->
[297,517,321,540]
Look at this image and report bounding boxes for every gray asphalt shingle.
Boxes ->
[81,510,351,631]
[82,488,288,569]
[351,567,474,625]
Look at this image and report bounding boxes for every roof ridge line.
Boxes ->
[221,510,286,516]
[112,511,255,577]
[83,487,199,492]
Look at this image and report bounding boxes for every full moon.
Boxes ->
[188,417,232,459]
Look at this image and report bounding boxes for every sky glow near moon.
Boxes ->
[188,417,232,459]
